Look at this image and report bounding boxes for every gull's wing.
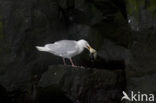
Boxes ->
[45,40,78,57]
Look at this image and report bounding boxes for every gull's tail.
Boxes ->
[35,46,50,52]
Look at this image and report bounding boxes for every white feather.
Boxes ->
[35,46,50,52]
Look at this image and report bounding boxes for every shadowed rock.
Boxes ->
[39,65,126,103]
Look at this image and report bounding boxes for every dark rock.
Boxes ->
[0,0,130,72]
[126,0,156,31]
[39,65,126,103]
[127,74,156,93]
[125,32,156,96]
[0,85,9,103]
[38,85,73,103]
[96,39,131,65]
[1,0,156,102]
[0,63,32,91]
[0,0,129,95]
[78,39,130,70]
[124,0,156,96]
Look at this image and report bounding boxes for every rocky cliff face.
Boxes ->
[0,0,156,103]
[39,65,125,103]
[125,0,156,95]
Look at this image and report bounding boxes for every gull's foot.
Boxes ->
[72,65,78,68]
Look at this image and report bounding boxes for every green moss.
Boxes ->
[126,0,144,17]
[126,0,156,18]
[148,0,156,17]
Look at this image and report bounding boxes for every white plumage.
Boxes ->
[36,39,96,67]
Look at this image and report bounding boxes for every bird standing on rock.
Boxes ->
[36,39,97,67]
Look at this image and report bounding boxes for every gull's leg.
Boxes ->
[62,58,66,65]
[69,58,77,67]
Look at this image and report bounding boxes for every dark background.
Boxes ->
[0,0,156,103]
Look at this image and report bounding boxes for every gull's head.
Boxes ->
[78,39,97,58]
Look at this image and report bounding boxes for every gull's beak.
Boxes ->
[87,45,97,59]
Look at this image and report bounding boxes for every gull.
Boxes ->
[36,39,96,67]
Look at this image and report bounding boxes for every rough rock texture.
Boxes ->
[0,0,130,82]
[125,0,156,97]
[0,0,156,103]
[39,65,125,103]
[126,0,156,31]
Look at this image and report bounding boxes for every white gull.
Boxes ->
[36,39,96,67]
